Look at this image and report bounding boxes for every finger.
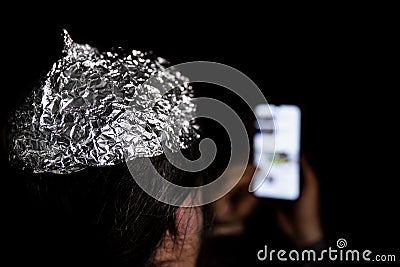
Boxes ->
[300,156,318,187]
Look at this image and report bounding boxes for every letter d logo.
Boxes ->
[257,245,268,261]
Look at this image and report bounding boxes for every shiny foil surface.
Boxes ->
[9,30,198,174]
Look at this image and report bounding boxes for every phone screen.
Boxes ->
[252,104,301,200]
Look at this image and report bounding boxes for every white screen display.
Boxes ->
[253,104,301,200]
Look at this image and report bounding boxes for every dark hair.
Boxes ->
[5,142,201,266]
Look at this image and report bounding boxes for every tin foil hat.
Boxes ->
[9,30,198,174]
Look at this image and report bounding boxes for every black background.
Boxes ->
[1,7,398,264]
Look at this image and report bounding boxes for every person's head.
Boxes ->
[8,150,203,267]
[5,31,204,267]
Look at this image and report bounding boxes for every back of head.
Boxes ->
[3,30,202,267]
[8,150,199,266]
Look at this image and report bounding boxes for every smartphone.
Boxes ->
[252,104,301,200]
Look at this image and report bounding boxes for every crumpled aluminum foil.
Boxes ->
[9,30,198,174]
